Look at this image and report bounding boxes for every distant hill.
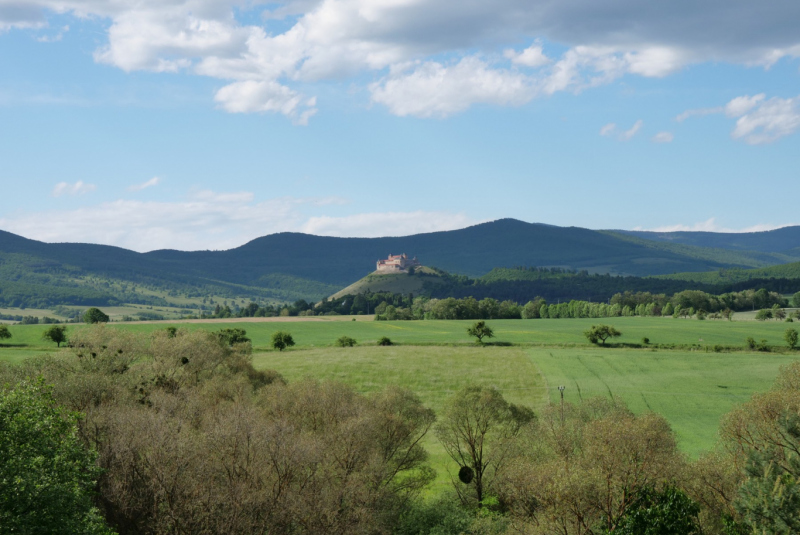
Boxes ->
[615,226,800,254]
[329,267,444,299]
[655,261,800,285]
[2,219,800,307]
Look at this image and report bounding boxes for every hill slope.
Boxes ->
[2,219,800,306]
[615,226,800,254]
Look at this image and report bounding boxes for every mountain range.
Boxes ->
[1,219,799,306]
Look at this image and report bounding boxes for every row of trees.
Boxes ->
[370,287,789,321]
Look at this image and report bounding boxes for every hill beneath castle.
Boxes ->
[2,218,800,307]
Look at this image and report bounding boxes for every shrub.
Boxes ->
[83,307,110,324]
[785,329,799,350]
[377,336,393,346]
[746,337,757,350]
[641,337,650,345]
[0,325,10,341]
[271,331,295,351]
[336,336,357,347]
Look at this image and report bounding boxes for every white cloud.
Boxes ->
[128,176,161,192]
[620,120,643,141]
[0,191,353,251]
[370,57,535,118]
[52,180,96,197]
[639,218,796,233]
[676,93,800,144]
[214,80,317,124]
[300,211,477,237]
[652,131,673,143]
[5,0,800,119]
[1,190,462,251]
[725,94,765,117]
[599,123,616,136]
[730,95,800,145]
[504,45,550,68]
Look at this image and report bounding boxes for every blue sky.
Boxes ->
[0,0,798,251]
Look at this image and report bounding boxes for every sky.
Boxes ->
[0,0,799,252]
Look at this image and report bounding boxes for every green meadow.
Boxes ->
[2,316,798,463]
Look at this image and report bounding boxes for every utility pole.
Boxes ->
[558,385,566,424]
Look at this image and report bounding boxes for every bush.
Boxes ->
[0,325,10,341]
[377,336,393,346]
[0,379,112,534]
[271,331,295,351]
[83,307,110,324]
[336,336,357,347]
[785,329,799,350]
[641,337,650,345]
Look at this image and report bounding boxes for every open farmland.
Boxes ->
[2,316,797,458]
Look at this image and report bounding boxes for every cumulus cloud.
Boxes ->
[128,176,161,192]
[620,120,643,141]
[504,44,550,67]
[52,180,96,197]
[370,57,535,118]
[652,131,673,143]
[730,95,800,145]
[300,211,477,237]
[639,218,796,233]
[5,0,800,119]
[678,93,800,144]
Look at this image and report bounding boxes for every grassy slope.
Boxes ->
[329,267,443,299]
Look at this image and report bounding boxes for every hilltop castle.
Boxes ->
[376,253,421,273]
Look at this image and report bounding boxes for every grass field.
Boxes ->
[2,316,797,470]
[3,316,794,351]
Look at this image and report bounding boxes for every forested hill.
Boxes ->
[614,226,800,255]
[1,219,800,305]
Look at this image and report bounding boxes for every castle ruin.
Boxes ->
[376,253,421,273]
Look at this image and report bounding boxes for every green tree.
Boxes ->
[755,309,773,321]
[435,386,534,507]
[215,328,250,346]
[271,331,295,351]
[609,486,701,535]
[42,325,68,347]
[792,291,800,308]
[785,329,799,350]
[83,307,110,324]
[0,379,113,534]
[0,325,10,342]
[467,321,494,344]
[584,324,622,345]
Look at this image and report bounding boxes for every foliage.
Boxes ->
[378,336,393,346]
[467,321,494,344]
[83,307,110,324]
[501,399,685,534]
[0,379,113,534]
[42,325,68,347]
[785,328,798,349]
[608,486,701,535]
[215,327,251,346]
[0,325,10,341]
[436,386,534,506]
[755,308,773,321]
[271,330,295,351]
[584,324,622,345]
[336,335,357,347]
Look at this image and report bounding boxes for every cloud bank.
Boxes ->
[3,0,800,121]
